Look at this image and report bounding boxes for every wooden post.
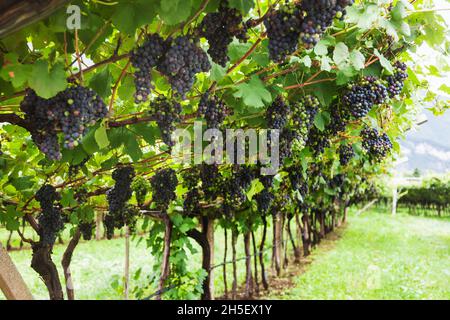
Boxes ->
[204,218,215,300]
[95,212,103,240]
[0,0,71,38]
[124,225,130,300]
[0,243,33,300]
[392,186,398,216]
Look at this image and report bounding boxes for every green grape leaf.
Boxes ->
[228,0,254,14]
[333,42,349,67]
[159,0,193,26]
[29,60,67,99]
[374,49,393,74]
[349,50,365,70]
[233,76,272,108]
[112,1,158,35]
[94,124,110,150]
[89,66,112,99]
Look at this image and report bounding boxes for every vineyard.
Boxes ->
[0,0,449,301]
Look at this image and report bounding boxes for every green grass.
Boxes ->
[0,224,274,300]
[269,209,450,300]
[1,209,449,300]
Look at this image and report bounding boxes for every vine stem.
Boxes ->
[227,37,264,75]
[109,60,131,114]
[74,29,84,84]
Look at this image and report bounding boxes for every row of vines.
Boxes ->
[0,0,449,300]
[395,178,450,216]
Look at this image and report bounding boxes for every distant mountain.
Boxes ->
[397,110,450,174]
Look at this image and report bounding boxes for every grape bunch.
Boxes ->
[105,166,138,239]
[151,168,178,210]
[327,105,350,135]
[131,34,169,103]
[266,96,290,130]
[79,222,94,241]
[279,128,299,162]
[234,165,255,190]
[287,166,308,197]
[338,144,355,166]
[197,92,228,129]
[361,127,393,161]
[35,185,64,246]
[200,163,221,200]
[104,204,139,239]
[68,157,90,177]
[342,76,388,119]
[307,127,331,156]
[264,1,303,62]
[329,174,345,190]
[386,61,408,98]
[52,86,108,150]
[255,189,275,214]
[181,166,201,189]
[106,166,135,215]
[183,188,201,216]
[291,95,320,147]
[20,86,107,160]
[131,176,150,207]
[20,90,61,160]
[298,0,354,48]
[259,173,274,189]
[158,36,211,98]
[149,96,182,148]
[220,175,247,212]
[197,0,248,66]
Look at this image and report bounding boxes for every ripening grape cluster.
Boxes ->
[290,95,320,147]
[327,105,350,135]
[220,166,255,215]
[20,86,107,160]
[130,34,168,103]
[264,0,354,61]
[184,188,201,216]
[200,163,221,201]
[298,0,354,48]
[287,166,308,197]
[342,76,388,119]
[107,166,135,213]
[79,222,94,241]
[279,128,298,161]
[197,0,248,67]
[151,168,178,210]
[131,176,150,207]
[68,157,90,177]
[131,34,211,100]
[35,185,64,246]
[361,127,393,161]
[266,96,290,130]
[386,61,408,97]
[264,1,303,62]
[197,92,228,129]
[157,36,211,98]
[338,144,355,165]
[105,205,139,239]
[105,166,135,238]
[149,96,182,147]
[307,127,331,156]
[255,188,274,214]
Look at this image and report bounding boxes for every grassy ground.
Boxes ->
[268,208,450,300]
[1,208,449,300]
[0,223,274,300]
